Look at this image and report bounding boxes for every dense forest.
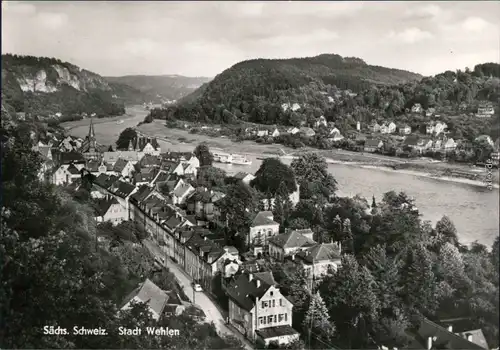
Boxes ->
[1,54,126,119]
[0,105,243,349]
[161,57,500,140]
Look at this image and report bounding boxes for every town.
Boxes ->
[19,117,497,349]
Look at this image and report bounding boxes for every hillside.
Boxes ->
[105,75,212,103]
[165,53,422,124]
[1,54,126,120]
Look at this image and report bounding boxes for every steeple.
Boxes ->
[88,118,96,152]
[89,118,95,139]
[128,138,134,151]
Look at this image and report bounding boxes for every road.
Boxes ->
[142,239,253,350]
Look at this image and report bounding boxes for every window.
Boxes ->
[262,301,267,308]
[272,299,275,307]
[284,313,287,322]
[267,315,273,324]
[270,291,274,297]
[274,315,277,323]
[279,314,284,322]
[262,317,266,325]
[280,298,283,306]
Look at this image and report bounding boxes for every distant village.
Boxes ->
[29,118,493,349]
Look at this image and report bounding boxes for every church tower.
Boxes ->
[88,118,97,152]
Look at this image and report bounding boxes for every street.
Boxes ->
[142,239,254,350]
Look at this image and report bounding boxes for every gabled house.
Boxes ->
[407,316,487,349]
[52,163,84,185]
[186,188,226,221]
[248,211,280,247]
[364,139,383,153]
[134,167,159,186]
[370,121,381,133]
[380,121,396,134]
[120,279,168,321]
[288,242,342,285]
[113,158,135,178]
[103,151,144,165]
[476,102,494,117]
[86,159,114,176]
[286,127,300,135]
[94,197,124,225]
[268,229,316,261]
[314,116,327,128]
[233,172,256,185]
[425,107,436,117]
[271,128,280,138]
[257,129,269,137]
[299,127,315,138]
[107,179,137,216]
[328,130,344,142]
[139,154,162,168]
[171,183,195,205]
[161,152,200,169]
[181,162,197,178]
[411,103,423,113]
[161,160,185,176]
[399,124,412,135]
[434,121,447,136]
[443,138,457,152]
[226,271,299,346]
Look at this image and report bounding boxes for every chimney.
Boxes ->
[256,279,261,288]
[447,325,453,332]
[249,273,253,282]
[427,336,433,350]
[466,333,472,342]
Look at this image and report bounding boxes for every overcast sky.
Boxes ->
[2,1,499,78]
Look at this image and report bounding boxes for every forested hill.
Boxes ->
[163,53,422,124]
[105,75,212,103]
[1,54,127,120]
[163,56,499,136]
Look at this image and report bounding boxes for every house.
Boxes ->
[475,134,494,147]
[411,103,423,113]
[171,183,195,205]
[425,107,436,117]
[271,128,280,138]
[399,124,412,135]
[94,197,125,225]
[103,151,144,165]
[314,116,327,128]
[476,102,495,117]
[299,127,315,138]
[434,121,447,136]
[139,154,162,168]
[86,159,114,176]
[379,122,396,134]
[407,316,486,349]
[268,229,316,261]
[105,178,138,216]
[369,121,381,133]
[288,242,342,285]
[443,138,457,152]
[364,139,383,153]
[181,162,197,178]
[233,172,256,185]
[161,160,185,176]
[112,158,135,178]
[225,271,299,345]
[286,127,300,135]
[186,188,226,221]
[129,136,161,156]
[161,152,200,169]
[120,279,168,321]
[328,130,344,142]
[52,163,84,185]
[281,102,301,112]
[134,168,159,186]
[257,129,269,137]
[248,211,280,247]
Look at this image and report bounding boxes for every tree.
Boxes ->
[116,127,137,150]
[341,218,354,254]
[194,143,213,166]
[196,166,226,188]
[435,216,459,247]
[400,243,439,315]
[251,158,297,195]
[303,291,335,344]
[291,152,337,201]
[273,193,285,228]
[318,255,379,349]
[288,217,310,230]
[220,181,260,233]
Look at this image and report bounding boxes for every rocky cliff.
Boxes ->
[1,54,127,120]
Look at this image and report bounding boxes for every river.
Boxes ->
[64,107,499,248]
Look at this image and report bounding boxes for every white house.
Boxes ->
[171,183,195,205]
[52,163,84,185]
[226,272,299,346]
[257,130,269,137]
[314,116,327,128]
[94,197,126,225]
[411,103,423,113]
[399,125,412,135]
[281,103,301,112]
[248,211,280,246]
[112,158,135,178]
[434,121,448,136]
[271,128,280,138]
[286,127,300,135]
[268,229,316,261]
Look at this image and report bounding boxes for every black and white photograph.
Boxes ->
[1,1,499,349]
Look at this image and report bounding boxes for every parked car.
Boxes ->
[193,284,203,292]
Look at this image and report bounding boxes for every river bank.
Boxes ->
[137,120,499,190]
